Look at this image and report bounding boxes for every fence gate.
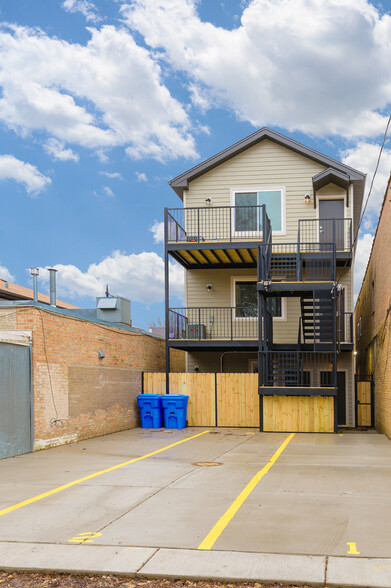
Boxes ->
[356,376,374,428]
[0,342,32,459]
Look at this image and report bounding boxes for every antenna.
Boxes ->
[105,284,109,298]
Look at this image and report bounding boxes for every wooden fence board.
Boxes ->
[143,372,215,426]
[263,396,334,432]
[216,373,259,427]
[357,382,372,426]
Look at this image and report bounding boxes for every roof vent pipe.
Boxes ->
[48,268,57,307]
[30,268,39,302]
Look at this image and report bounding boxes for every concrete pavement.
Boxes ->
[0,427,390,586]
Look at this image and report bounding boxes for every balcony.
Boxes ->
[166,205,270,269]
[258,242,336,290]
[299,218,352,259]
[168,307,259,349]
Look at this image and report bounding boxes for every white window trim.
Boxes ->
[231,276,286,321]
[315,193,349,251]
[230,186,286,236]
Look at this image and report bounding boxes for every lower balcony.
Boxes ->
[168,307,259,350]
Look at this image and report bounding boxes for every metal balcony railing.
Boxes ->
[338,312,353,345]
[168,307,259,341]
[258,242,336,283]
[298,218,352,252]
[166,205,270,244]
[259,351,336,389]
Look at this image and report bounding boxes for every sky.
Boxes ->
[0,0,390,330]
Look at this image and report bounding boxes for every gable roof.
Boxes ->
[169,127,366,199]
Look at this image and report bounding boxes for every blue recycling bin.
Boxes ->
[137,394,162,428]
[161,394,189,429]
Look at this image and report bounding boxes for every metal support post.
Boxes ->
[164,208,170,395]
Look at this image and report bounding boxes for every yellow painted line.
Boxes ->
[347,542,360,554]
[0,430,210,518]
[198,432,295,550]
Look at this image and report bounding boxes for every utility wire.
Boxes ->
[338,113,391,285]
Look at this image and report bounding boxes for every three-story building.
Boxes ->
[164,128,365,432]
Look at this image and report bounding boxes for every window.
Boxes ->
[234,279,282,319]
[233,188,284,234]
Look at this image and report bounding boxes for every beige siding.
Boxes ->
[185,139,327,243]
[187,351,257,373]
[186,268,300,344]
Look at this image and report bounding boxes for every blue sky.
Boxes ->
[0,0,390,329]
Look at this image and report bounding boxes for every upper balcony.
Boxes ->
[298,218,352,262]
[166,205,353,270]
[165,205,270,269]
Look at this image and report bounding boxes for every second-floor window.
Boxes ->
[234,280,282,318]
[233,188,284,234]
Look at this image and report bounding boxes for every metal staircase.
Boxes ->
[300,293,334,345]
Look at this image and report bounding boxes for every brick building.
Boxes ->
[0,300,184,459]
[355,174,391,438]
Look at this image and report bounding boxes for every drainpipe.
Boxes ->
[48,268,57,307]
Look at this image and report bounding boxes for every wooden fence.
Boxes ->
[143,372,334,432]
[357,381,372,427]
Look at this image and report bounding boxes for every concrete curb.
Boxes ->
[1,542,391,587]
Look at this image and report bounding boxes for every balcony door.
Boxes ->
[319,199,344,250]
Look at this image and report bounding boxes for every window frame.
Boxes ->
[231,276,286,321]
[230,186,286,236]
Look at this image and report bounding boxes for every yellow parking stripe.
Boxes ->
[0,430,210,518]
[198,432,295,550]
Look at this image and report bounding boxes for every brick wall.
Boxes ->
[11,306,184,449]
[355,175,391,438]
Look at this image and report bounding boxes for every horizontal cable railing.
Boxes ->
[166,205,268,243]
[169,307,259,340]
[258,242,336,282]
[298,218,352,252]
[259,351,336,388]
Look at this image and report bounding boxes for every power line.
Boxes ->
[338,113,391,285]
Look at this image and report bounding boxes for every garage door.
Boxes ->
[0,342,32,459]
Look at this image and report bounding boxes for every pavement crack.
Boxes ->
[136,547,159,573]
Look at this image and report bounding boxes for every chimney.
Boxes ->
[47,268,57,307]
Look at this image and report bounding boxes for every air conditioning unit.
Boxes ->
[185,324,206,339]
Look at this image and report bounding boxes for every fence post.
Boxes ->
[215,373,218,427]
[164,207,170,395]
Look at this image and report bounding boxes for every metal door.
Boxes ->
[319,200,344,250]
[0,342,32,459]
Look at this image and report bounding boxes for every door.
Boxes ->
[0,343,32,459]
[319,200,344,250]
[321,370,346,425]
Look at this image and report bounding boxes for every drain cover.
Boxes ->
[192,461,223,467]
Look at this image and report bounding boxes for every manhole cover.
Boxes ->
[192,461,223,467]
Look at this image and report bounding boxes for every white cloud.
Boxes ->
[123,0,391,138]
[0,263,15,282]
[63,0,101,22]
[354,232,374,301]
[99,171,124,180]
[135,171,148,182]
[39,251,184,304]
[103,186,115,197]
[44,138,79,162]
[342,141,391,229]
[0,154,51,194]
[0,24,198,162]
[150,220,164,243]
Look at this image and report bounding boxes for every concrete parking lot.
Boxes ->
[0,427,391,586]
